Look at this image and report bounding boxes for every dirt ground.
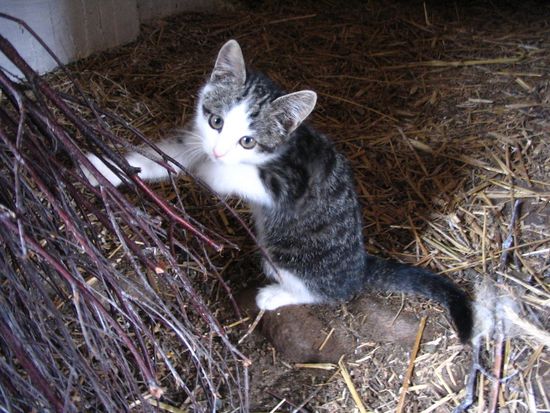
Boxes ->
[48,0,550,411]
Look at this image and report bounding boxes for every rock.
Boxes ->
[235,288,429,363]
[236,288,350,363]
[348,294,431,346]
[260,305,350,363]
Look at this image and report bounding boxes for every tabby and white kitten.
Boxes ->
[84,40,473,342]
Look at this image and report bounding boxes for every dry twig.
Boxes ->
[0,18,249,412]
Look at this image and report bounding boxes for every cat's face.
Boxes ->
[195,40,317,166]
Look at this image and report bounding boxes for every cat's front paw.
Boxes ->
[256,284,295,311]
[80,154,122,187]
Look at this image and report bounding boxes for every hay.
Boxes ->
[2,0,550,411]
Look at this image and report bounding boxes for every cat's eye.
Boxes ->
[208,114,224,130]
[239,136,256,149]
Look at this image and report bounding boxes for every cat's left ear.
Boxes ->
[211,39,246,85]
[271,90,317,134]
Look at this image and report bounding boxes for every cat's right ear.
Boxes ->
[271,90,317,134]
[210,39,246,85]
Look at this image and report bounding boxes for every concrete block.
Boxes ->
[0,0,140,77]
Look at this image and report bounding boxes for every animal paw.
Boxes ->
[256,284,294,311]
[80,154,122,187]
[80,164,99,187]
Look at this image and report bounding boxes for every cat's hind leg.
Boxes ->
[256,268,320,310]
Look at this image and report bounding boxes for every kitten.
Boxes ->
[83,40,473,342]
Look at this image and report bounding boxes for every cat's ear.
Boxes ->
[211,39,246,85]
[271,91,317,134]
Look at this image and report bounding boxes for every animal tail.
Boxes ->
[363,255,473,343]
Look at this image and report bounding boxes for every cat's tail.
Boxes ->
[363,255,473,343]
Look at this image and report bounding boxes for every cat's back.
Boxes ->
[260,125,355,205]
[258,125,366,300]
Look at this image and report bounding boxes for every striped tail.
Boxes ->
[363,255,473,342]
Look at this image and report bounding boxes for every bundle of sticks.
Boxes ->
[0,15,248,413]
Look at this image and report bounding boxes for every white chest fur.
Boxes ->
[195,160,272,207]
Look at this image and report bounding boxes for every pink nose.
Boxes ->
[213,148,225,158]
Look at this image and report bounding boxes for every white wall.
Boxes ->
[0,0,140,77]
[0,0,230,78]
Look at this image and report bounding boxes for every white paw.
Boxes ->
[81,154,122,187]
[80,164,99,187]
[256,284,294,311]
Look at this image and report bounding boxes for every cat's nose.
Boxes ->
[213,147,226,158]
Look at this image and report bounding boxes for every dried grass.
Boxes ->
[2,0,549,411]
